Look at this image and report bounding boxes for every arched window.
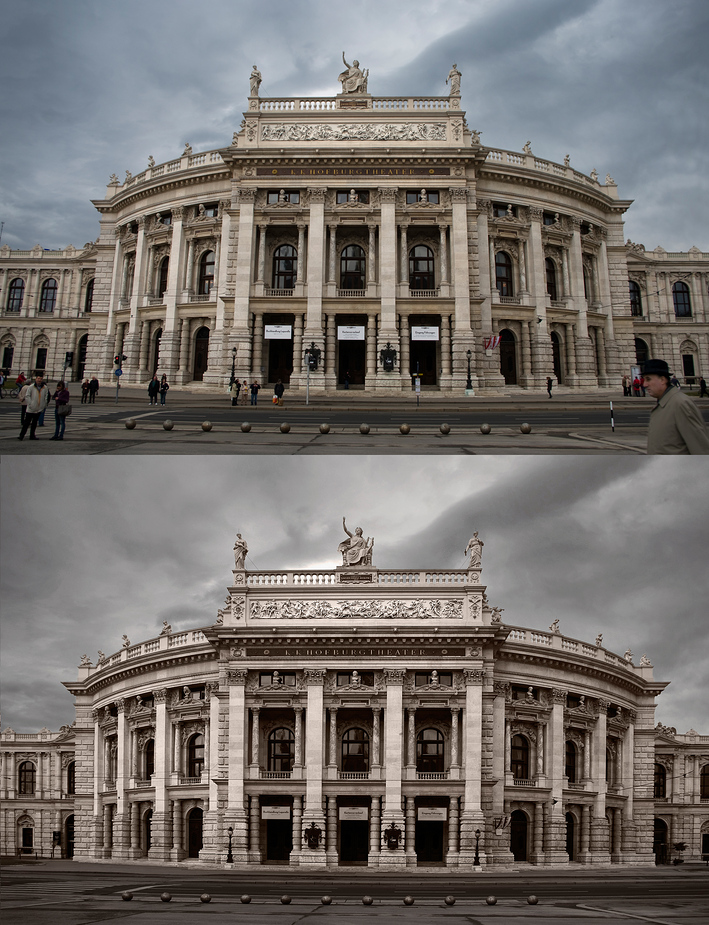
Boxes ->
[629,280,642,316]
[341,727,369,773]
[545,258,558,301]
[409,245,435,290]
[565,741,577,783]
[654,763,666,799]
[198,251,215,295]
[606,749,614,785]
[272,244,297,290]
[67,761,76,795]
[84,278,94,313]
[18,761,36,794]
[187,733,205,778]
[340,244,365,290]
[672,281,691,317]
[268,727,295,772]
[417,728,444,773]
[495,251,513,297]
[7,278,24,311]
[158,257,169,297]
[635,337,649,366]
[583,266,590,301]
[144,739,155,779]
[511,734,529,779]
[39,278,57,312]
[701,764,709,799]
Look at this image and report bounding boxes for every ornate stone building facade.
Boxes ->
[3,530,707,866]
[1,66,707,391]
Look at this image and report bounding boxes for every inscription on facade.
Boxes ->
[245,646,466,658]
[257,166,452,177]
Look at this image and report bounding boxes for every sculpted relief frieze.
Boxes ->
[261,123,447,142]
[249,598,463,620]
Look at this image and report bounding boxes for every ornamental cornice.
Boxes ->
[74,650,218,697]
[499,649,655,697]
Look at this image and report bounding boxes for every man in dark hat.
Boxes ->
[643,359,709,454]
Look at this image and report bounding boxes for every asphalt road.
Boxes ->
[1,859,707,925]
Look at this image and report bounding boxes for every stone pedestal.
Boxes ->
[147,811,171,861]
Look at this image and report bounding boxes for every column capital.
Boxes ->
[463,668,485,685]
[171,206,185,221]
[597,698,610,713]
[449,187,467,203]
[307,188,327,203]
[529,206,543,222]
[116,698,126,714]
[383,668,406,685]
[304,668,326,685]
[205,681,220,696]
[551,688,568,705]
[378,187,397,203]
[227,669,248,686]
[152,689,168,704]
[239,188,257,203]
[294,705,304,716]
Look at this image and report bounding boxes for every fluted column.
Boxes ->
[565,323,577,378]
[451,706,460,767]
[536,723,544,777]
[328,224,337,283]
[561,247,571,298]
[367,224,376,285]
[407,707,417,769]
[305,189,326,336]
[533,802,544,863]
[251,707,260,768]
[325,313,336,378]
[369,795,380,863]
[372,706,381,767]
[296,224,306,284]
[441,314,452,376]
[172,800,182,858]
[326,795,338,865]
[183,238,195,298]
[248,794,260,862]
[328,707,338,767]
[504,719,512,773]
[256,224,267,283]
[381,668,405,866]
[448,796,459,863]
[399,224,408,284]
[303,669,326,863]
[251,313,263,379]
[294,707,303,768]
[405,794,416,862]
[291,795,302,862]
[583,731,591,781]
[439,224,448,284]
[366,313,377,381]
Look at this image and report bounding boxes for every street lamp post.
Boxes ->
[229,348,237,405]
[226,826,234,864]
[473,827,481,866]
[466,349,473,390]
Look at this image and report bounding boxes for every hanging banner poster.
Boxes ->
[337,326,366,341]
[261,805,291,819]
[411,326,439,341]
[417,806,447,821]
[339,806,369,821]
[264,325,292,340]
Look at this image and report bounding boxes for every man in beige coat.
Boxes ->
[643,359,709,454]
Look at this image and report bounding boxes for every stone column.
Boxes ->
[569,217,595,383]
[439,224,449,284]
[520,319,533,385]
[366,314,377,383]
[450,706,460,768]
[441,314,452,377]
[405,794,416,866]
[303,669,327,864]
[504,719,511,773]
[172,799,182,860]
[548,689,569,864]
[325,313,336,384]
[291,794,302,864]
[232,189,257,374]
[561,247,571,299]
[400,313,410,381]
[536,723,545,778]
[102,804,112,858]
[256,225,267,284]
[399,224,408,285]
[372,707,381,767]
[251,313,263,380]
[369,795,381,865]
[130,802,140,856]
[178,318,190,379]
[172,721,181,775]
[611,807,622,862]
[328,224,337,284]
[583,731,591,781]
[305,189,326,339]
[381,668,405,867]
[294,707,303,769]
[248,793,260,863]
[532,802,544,864]
[293,313,304,375]
[519,239,528,293]
[113,700,129,858]
[160,208,185,377]
[489,238,497,295]
[138,320,150,380]
[182,238,195,299]
[225,669,248,861]
[367,224,377,286]
[448,796,459,865]
[565,323,577,379]
[407,707,417,770]
[328,707,338,768]
[326,795,338,866]
[590,701,610,863]
[580,803,591,861]
[459,669,485,867]
[378,188,398,340]
[148,688,170,860]
[251,707,260,768]
[296,224,306,287]
[527,208,553,383]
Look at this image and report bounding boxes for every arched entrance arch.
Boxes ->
[653,818,668,865]
[77,334,89,381]
[499,329,517,385]
[143,808,152,856]
[193,327,209,381]
[566,812,577,860]
[635,337,649,367]
[551,331,564,383]
[187,807,203,858]
[65,814,74,858]
[151,329,162,376]
[509,809,528,861]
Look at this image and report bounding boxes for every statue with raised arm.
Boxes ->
[446,63,462,96]
[233,533,248,569]
[338,517,374,566]
[338,53,368,94]
[465,531,484,567]
[249,65,262,97]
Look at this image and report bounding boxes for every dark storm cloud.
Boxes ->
[1,457,706,735]
[0,0,706,250]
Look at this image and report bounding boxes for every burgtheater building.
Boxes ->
[1,61,707,392]
[2,527,708,867]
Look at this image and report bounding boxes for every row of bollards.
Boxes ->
[122,890,538,906]
[125,420,534,435]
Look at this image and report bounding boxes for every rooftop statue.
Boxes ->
[233,533,248,569]
[250,65,262,97]
[446,63,461,96]
[338,517,374,567]
[338,53,369,94]
[465,531,484,567]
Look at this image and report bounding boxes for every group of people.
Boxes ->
[80,377,100,403]
[16,373,72,441]
[228,379,283,406]
[147,374,170,405]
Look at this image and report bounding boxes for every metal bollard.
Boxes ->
[200,893,211,903]
[160,892,171,902]
[480,423,491,434]
[520,423,532,434]
[444,895,456,905]
[201,421,212,432]
[162,420,174,431]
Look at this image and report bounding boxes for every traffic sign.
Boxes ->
[114,369,123,377]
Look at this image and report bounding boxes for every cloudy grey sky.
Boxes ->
[1,456,707,735]
[1,0,707,251]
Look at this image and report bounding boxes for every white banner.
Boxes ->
[417,806,447,821]
[261,805,291,819]
[411,325,439,341]
[264,324,292,340]
[339,806,369,821]
[337,325,365,341]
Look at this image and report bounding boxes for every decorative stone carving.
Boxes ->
[153,689,168,704]
[490,606,503,623]
[159,621,171,636]
[465,532,484,567]
[233,534,248,569]
[249,598,462,620]
[249,65,262,97]
[463,669,485,685]
[640,654,652,667]
[303,668,326,685]
[79,654,92,667]
[493,681,511,699]
[552,689,567,705]
[549,619,561,635]
[227,669,248,686]
[338,53,369,94]
[522,141,533,154]
[446,63,461,96]
[205,681,219,696]
[338,517,374,567]
[181,721,204,744]
[262,122,446,142]
[383,669,406,685]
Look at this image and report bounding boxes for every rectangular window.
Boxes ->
[35,348,47,370]
[336,671,374,686]
[493,202,515,217]
[682,355,695,378]
[259,672,296,686]
[337,190,370,204]
[267,191,300,204]
[414,671,452,687]
[406,190,439,204]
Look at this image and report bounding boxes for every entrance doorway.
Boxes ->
[338,340,366,386]
[551,331,563,383]
[267,338,293,383]
[565,812,576,860]
[340,820,369,864]
[188,807,203,858]
[77,334,88,381]
[409,315,439,385]
[21,826,33,853]
[151,329,162,376]
[143,809,152,855]
[499,329,517,384]
[193,327,209,381]
[653,818,668,865]
[415,821,445,864]
[510,810,528,861]
[635,337,649,367]
[65,815,74,859]
[266,819,292,861]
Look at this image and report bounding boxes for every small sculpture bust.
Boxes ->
[122,634,131,648]
[278,189,287,202]
[446,63,462,96]
[465,532,484,567]
[272,671,283,684]
[250,65,262,97]
[506,203,514,218]
[351,670,361,686]
[430,670,440,687]
[154,213,162,226]
[197,203,206,218]
[348,189,359,203]
[148,155,155,168]
[525,686,535,702]
[182,686,193,701]
[578,695,586,709]
[233,533,248,569]
[419,188,428,202]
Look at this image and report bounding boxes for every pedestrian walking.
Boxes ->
[88,376,100,403]
[274,379,285,405]
[546,376,554,399]
[632,377,642,397]
[148,375,160,405]
[50,381,71,440]
[699,377,707,398]
[643,359,709,455]
[81,379,90,403]
[241,377,249,404]
[229,378,241,406]
[18,381,30,428]
[37,376,48,427]
[621,374,630,396]
[159,374,170,405]
[18,374,50,440]
[670,375,681,390]
[250,380,260,405]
